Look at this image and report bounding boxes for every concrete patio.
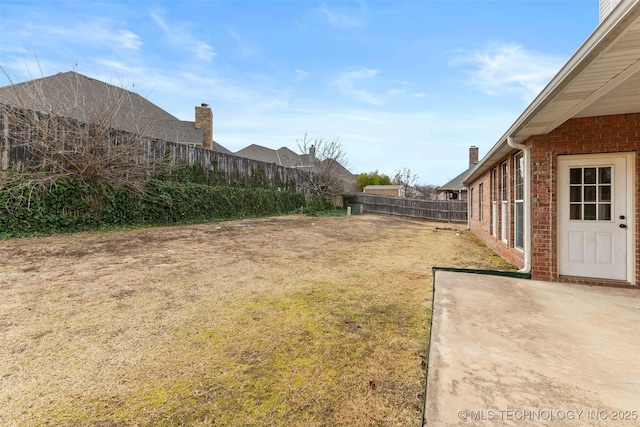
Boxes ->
[423,271,640,426]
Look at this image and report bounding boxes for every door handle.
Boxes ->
[620,224,627,229]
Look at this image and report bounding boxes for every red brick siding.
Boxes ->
[468,155,525,269]
[468,113,639,288]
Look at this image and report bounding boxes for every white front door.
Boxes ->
[558,154,632,281]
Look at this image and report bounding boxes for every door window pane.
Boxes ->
[570,187,582,202]
[584,186,596,202]
[584,204,596,220]
[599,167,611,184]
[570,168,582,184]
[598,204,611,221]
[584,168,596,184]
[599,186,611,202]
[570,204,582,220]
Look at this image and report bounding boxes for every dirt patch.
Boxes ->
[0,214,514,426]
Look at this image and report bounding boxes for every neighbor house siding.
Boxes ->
[467,113,640,287]
[363,185,405,197]
[364,189,401,197]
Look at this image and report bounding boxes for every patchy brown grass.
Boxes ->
[0,214,514,426]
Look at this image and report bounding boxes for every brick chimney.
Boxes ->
[469,145,479,167]
[309,144,316,163]
[195,103,213,150]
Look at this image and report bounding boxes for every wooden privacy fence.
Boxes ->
[141,139,308,190]
[0,104,308,191]
[355,193,467,223]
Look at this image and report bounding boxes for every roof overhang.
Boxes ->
[465,0,640,185]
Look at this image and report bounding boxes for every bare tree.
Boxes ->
[296,133,353,197]
[392,167,420,197]
[415,184,440,200]
[0,69,160,199]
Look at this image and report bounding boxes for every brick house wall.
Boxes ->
[468,113,639,288]
[468,155,525,270]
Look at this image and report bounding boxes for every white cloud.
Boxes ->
[150,12,169,31]
[108,29,142,50]
[0,56,63,84]
[294,69,310,84]
[226,27,260,60]
[387,88,405,96]
[93,59,142,74]
[452,42,562,101]
[192,42,217,61]
[177,72,255,102]
[330,68,411,106]
[11,20,143,52]
[49,21,143,51]
[331,68,384,105]
[317,3,364,30]
[149,11,216,61]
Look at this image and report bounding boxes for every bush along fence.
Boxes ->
[354,193,467,223]
[0,176,306,238]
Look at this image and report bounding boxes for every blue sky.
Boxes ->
[0,0,600,185]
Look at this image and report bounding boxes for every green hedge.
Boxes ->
[0,177,305,238]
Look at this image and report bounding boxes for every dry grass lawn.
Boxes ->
[0,214,514,426]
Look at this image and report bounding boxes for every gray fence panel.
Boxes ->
[355,193,467,223]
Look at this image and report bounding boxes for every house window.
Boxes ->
[491,168,498,236]
[478,183,484,221]
[501,161,508,242]
[514,152,524,250]
[470,187,473,219]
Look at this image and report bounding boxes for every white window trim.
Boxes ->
[514,152,525,251]
[501,161,508,243]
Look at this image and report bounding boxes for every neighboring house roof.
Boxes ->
[438,167,474,192]
[465,0,640,184]
[211,141,232,154]
[234,144,305,167]
[235,142,355,192]
[0,71,205,146]
[279,147,306,167]
[322,158,356,181]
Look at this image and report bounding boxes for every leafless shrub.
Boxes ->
[296,133,354,197]
[0,69,158,197]
[393,167,421,198]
